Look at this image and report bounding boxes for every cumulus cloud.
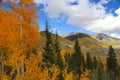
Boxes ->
[37,0,120,38]
[88,8,120,33]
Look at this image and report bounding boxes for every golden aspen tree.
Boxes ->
[6,0,40,76]
[0,4,21,78]
[0,0,40,79]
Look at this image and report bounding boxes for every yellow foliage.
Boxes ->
[80,69,89,80]
[0,74,10,80]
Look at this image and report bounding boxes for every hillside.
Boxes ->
[37,31,74,50]
[91,33,120,48]
[65,32,105,49]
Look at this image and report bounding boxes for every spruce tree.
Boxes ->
[54,31,64,80]
[54,31,64,70]
[67,52,72,73]
[97,62,104,80]
[107,45,118,79]
[81,55,86,71]
[42,21,55,68]
[64,52,68,67]
[93,56,98,71]
[71,37,82,78]
[86,52,93,70]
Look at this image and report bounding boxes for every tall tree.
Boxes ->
[54,31,64,70]
[54,31,64,80]
[0,2,20,76]
[0,0,40,77]
[93,56,98,71]
[81,55,86,71]
[71,37,82,79]
[97,62,104,80]
[107,45,118,79]
[86,52,93,70]
[42,21,55,68]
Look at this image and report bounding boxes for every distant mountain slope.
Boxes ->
[91,33,120,42]
[37,31,74,50]
[65,32,104,49]
[91,33,120,48]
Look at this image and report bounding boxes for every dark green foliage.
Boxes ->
[107,45,117,72]
[64,52,69,66]
[57,71,64,80]
[42,21,55,67]
[106,45,118,79]
[68,37,82,78]
[97,62,104,80]
[86,52,93,70]
[55,31,64,70]
[81,55,86,71]
[93,56,98,71]
[54,31,64,80]
[67,53,72,73]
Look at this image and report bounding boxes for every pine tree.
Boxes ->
[54,31,64,80]
[54,31,64,70]
[42,21,55,68]
[64,52,68,67]
[97,62,104,80]
[86,52,93,70]
[106,45,118,79]
[93,56,98,71]
[71,37,82,78]
[81,55,86,71]
[67,53,73,73]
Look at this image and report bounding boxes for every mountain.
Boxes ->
[60,34,68,37]
[91,33,120,42]
[91,33,120,48]
[60,32,80,38]
[65,32,104,49]
[37,31,120,53]
[36,31,74,51]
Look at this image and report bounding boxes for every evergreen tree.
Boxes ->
[97,62,104,80]
[106,45,118,79]
[54,31,64,70]
[42,21,55,68]
[64,52,68,67]
[81,55,86,71]
[93,56,98,71]
[67,52,72,73]
[86,52,93,70]
[71,37,82,78]
[54,31,64,80]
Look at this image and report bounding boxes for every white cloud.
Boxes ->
[38,0,120,38]
[109,33,120,38]
[88,8,120,33]
[34,0,48,4]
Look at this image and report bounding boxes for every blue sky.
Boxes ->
[37,0,120,38]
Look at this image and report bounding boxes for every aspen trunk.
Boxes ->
[20,4,24,75]
[1,51,4,75]
[1,52,4,75]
